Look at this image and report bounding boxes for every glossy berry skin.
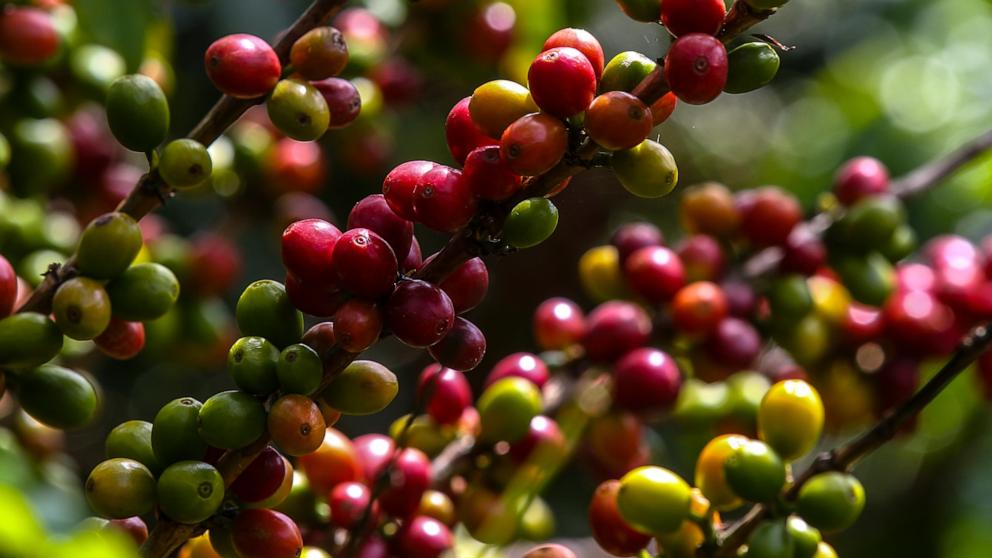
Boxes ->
[737,187,802,247]
[413,165,478,232]
[352,433,395,485]
[463,145,522,201]
[782,226,827,276]
[159,139,213,189]
[78,212,143,280]
[298,428,362,495]
[106,74,170,153]
[585,92,653,151]
[237,280,304,349]
[612,222,664,264]
[428,317,487,371]
[94,318,145,360]
[53,277,111,340]
[231,446,287,504]
[375,448,432,517]
[0,255,15,317]
[331,228,398,299]
[285,272,345,317]
[582,301,652,362]
[267,79,330,141]
[232,509,303,558]
[543,28,605,79]
[796,472,865,533]
[758,380,824,461]
[661,0,727,37]
[333,299,383,352]
[156,461,224,524]
[834,156,889,206]
[313,77,362,128]
[695,434,747,510]
[704,317,761,369]
[617,466,692,535]
[486,352,550,389]
[437,257,489,313]
[419,365,472,425]
[386,280,455,348]
[199,391,267,450]
[589,480,651,556]
[680,182,739,237]
[625,245,685,303]
[509,415,566,463]
[664,34,728,105]
[611,140,679,198]
[290,26,349,81]
[268,394,326,456]
[404,237,424,272]
[500,113,568,176]
[528,47,597,118]
[723,439,786,502]
[0,7,60,66]
[383,160,436,220]
[614,0,662,22]
[672,281,728,336]
[204,34,281,99]
[614,348,682,412]
[329,481,376,528]
[478,377,543,443]
[504,198,559,249]
[445,97,497,165]
[85,458,156,519]
[348,194,413,261]
[281,218,341,283]
[393,516,454,558]
[469,80,538,138]
[534,297,586,350]
[677,234,725,281]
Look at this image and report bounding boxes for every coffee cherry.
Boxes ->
[695,434,748,510]
[419,365,471,425]
[159,139,213,189]
[614,0,662,22]
[332,228,398,300]
[582,301,651,362]
[723,439,786,502]
[383,160,436,220]
[725,42,781,94]
[469,80,538,138]
[781,226,827,276]
[662,0,726,36]
[834,156,889,206]
[737,187,802,247]
[386,280,454,348]
[796,472,865,533]
[486,352,550,389]
[428,317,487,371]
[612,139,679,198]
[786,516,822,558]
[664,34,728,104]
[312,77,362,128]
[153,397,207,466]
[745,519,794,558]
[228,336,280,395]
[394,516,453,558]
[528,47,597,118]
[107,263,180,321]
[509,415,566,463]
[231,446,288,504]
[842,196,905,250]
[672,281,729,335]
[500,113,568,176]
[478,377,542,443]
[281,218,341,283]
[614,348,682,412]
[274,343,321,396]
[758,380,824,461]
[199,390,267,450]
[0,7,60,66]
[106,75,170,152]
[585,91,653,151]
[404,237,424,272]
[268,394,326,456]
[617,466,692,535]
[332,299,383,352]
[237,280,304,348]
[413,165,478,232]
[290,27,349,80]
[267,79,330,141]
[106,420,160,474]
[107,516,149,546]
[375,447,431,517]
[324,360,398,415]
[0,255,15,318]
[77,212,142,280]
[832,252,894,308]
[53,277,111,340]
[649,92,678,125]
[17,364,98,429]
[437,257,489,314]
[445,97,497,165]
[205,34,281,98]
[601,51,656,93]
[298,427,362,494]
[768,274,813,322]
[705,317,761,369]
[232,509,303,558]
[543,28,604,79]
[676,235,725,282]
[579,245,629,302]
[534,297,586,350]
[418,490,456,527]
[624,245,685,303]
[463,145,522,201]
[504,197,559,248]
[285,272,345,318]
[86,458,156,519]
[157,460,224,524]
[680,182,740,236]
[589,479,652,556]
[348,194,413,261]
[329,481,376,528]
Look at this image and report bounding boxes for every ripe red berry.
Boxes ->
[0,7,60,66]
[445,97,498,165]
[281,218,341,283]
[509,415,566,463]
[370,58,423,107]
[331,228,398,299]
[386,280,455,348]
[231,509,302,558]
[737,186,802,247]
[661,0,727,37]
[613,347,682,412]
[589,479,651,556]
[723,278,759,318]
[500,113,569,176]
[348,194,413,262]
[204,34,281,99]
[333,299,383,352]
[428,317,487,371]
[884,289,956,355]
[188,232,242,297]
[624,246,686,303]
[585,92,654,151]
[352,434,395,485]
[464,2,516,62]
[413,165,478,233]
[533,297,586,350]
[393,516,454,558]
[313,77,362,128]
[375,448,431,517]
[543,28,605,79]
[463,145,522,201]
[285,272,346,317]
[94,318,146,360]
[781,225,827,276]
[842,303,885,345]
[266,138,328,194]
[672,281,728,336]
[437,257,490,314]
[230,446,288,504]
[298,428,362,494]
[650,92,679,125]
[676,234,726,282]
[403,236,424,272]
[704,317,761,369]
[664,33,728,105]
[528,47,597,118]
[874,358,919,414]
[834,156,890,206]
[106,517,148,546]
[582,301,652,362]
[418,365,472,425]
[485,352,550,389]
[383,160,437,221]
[329,481,377,529]
[611,222,665,264]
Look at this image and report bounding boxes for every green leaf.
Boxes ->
[74,0,153,71]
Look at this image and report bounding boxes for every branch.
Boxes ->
[718,1,778,44]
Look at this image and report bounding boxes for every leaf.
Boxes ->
[74,0,154,71]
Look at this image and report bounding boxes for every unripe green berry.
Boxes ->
[157,460,224,524]
[796,472,865,533]
[52,277,111,340]
[723,439,786,502]
[236,280,304,349]
[267,79,330,141]
[77,212,143,280]
[600,51,657,93]
[725,42,781,94]
[323,360,398,415]
[616,465,692,535]
[159,139,213,189]
[504,197,559,249]
[85,458,156,519]
[106,420,161,474]
[106,263,180,321]
[277,343,323,395]
[477,377,542,443]
[152,397,207,466]
[198,390,267,450]
[106,74,170,152]
[611,140,678,198]
[745,519,794,558]
[228,336,280,396]
[0,312,64,369]
[15,364,98,429]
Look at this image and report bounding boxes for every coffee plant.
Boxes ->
[2,0,992,557]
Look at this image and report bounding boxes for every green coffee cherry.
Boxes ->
[600,51,657,93]
[13,76,65,119]
[616,465,692,535]
[277,343,324,395]
[152,397,207,466]
[786,516,822,558]
[106,74,170,152]
[0,131,9,170]
[76,212,143,280]
[323,360,398,415]
[504,198,559,249]
[236,280,304,349]
[611,140,678,198]
[832,252,894,307]
[157,460,224,524]
[726,371,770,420]
[723,439,786,502]
[159,139,213,189]
[267,79,330,141]
[85,458,156,519]
[106,420,161,474]
[0,312,64,368]
[52,277,111,340]
[8,118,72,196]
[796,472,865,533]
[16,364,98,429]
[519,496,555,541]
[198,390,267,450]
[477,377,542,443]
[768,274,813,322]
[775,314,831,365]
[228,336,280,396]
[745,519,794,558]
[71,45,127,96]
[725,42,781,94]
[843,196,905,251]
[881,225,916,263]
[613,0,663,23]
[106,263,180,321]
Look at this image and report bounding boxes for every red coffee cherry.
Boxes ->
[383,160,437,221]
[672,281,729,336]
[352,433,395,485]
[723,278,759,318]
[585,92,654,151]
[413,165,478,233]
[333,299,383,352]
[393,516,454,558]
[437,256,490,314]
[371,58,424,107]
[589,479,652,556]
[188,232,242,297]
[266,138,328,194]
[204,34,281,99]
[313,77,362,128]
[231,509,303,558]
[650,92,679,125]
[884,289,957,356]
[445,97,498,165]
[612,222,665,264]
[781,225,827,276]
[834,156,890,206]
[386,280,455,348]
[94,317,146,360]
[841,303,885,345]
[348,194,413,262]
[533,297,586,350]
[485,352,550,389]
[329,481,377,529]
[106,517,148,546]
[624,246,686,303]
[230,446,288,504]
[613,347,682,412]
[661,0,727,37]
[543,28,605,79]
[676,234,726,282]
[281,218,341,283]
[509,415,566,463]
[331,228,398,299]
[298,427,363,494]
[586,411,650,478]
[0,7,60,66]
[926,235,979,271]
[428,317,487,371]
[464,2,516,62]
[285,272,346,317]
[375,448,432,517]
[664,33,728,105]
[418,365,472,425]
[737,186,802,247]
[403,236,424,272]
[704,317,762,369]
[528,47,597,118]
[874,358,919,414]
[582,301,652,362]
[463,145,522,201]
[500,113,569,176]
